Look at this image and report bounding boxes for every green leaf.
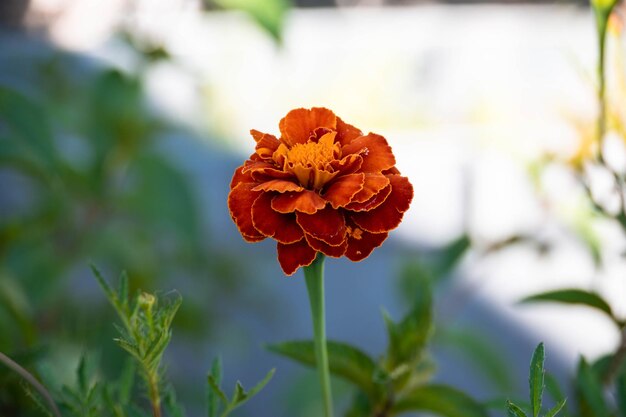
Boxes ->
[529,343,545,417]
[506,400,528,417]
[117,359,135,405]
[391,384,489,417]
[91,265,116,306]
[576,358,609,417]
[388,265,433,365]
[212,0,290,42]
[545,398,567,417]
[266,340,378,398]
[242,368,275,403]
[208,357,222,417]
[432,234,471,278]
[207,375,228,407]
[520,290,615,322]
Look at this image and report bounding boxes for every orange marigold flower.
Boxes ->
[228,107,414,276]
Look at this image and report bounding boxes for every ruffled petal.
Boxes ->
[345,184,391,212]
[335,117,363,146]
[296,206,346,246]
[251,167,295,182]
[277,240,318,276]
[341,133,396,173]
[279,107,337,147]
[350,175,413,233]
[227,183,265,242]
[348,173,390,204]
[330,154,363,175]
[323,173,365,209]
[345,227,388,261]
[252,179,304,193]
[305,233,347,258]
[251,129,280,159]
[230,165,253,188]
[271,190,327,214]
[251,192,304,244]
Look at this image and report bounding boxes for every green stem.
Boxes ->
[304,253,333,417]
[0,351,62,417]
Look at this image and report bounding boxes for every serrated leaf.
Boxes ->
[529,343,545,417]
[520,290,615,322]
[545,398,567,417]
[576,358,610,417]
[267,340,377,397]
[506,400,528,417]
[392,384,489,417]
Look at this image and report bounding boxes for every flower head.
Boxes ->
[228,107,413,275]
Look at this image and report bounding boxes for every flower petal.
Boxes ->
[230,165,253,188]
[345,184,391,212]
[271,190,327,214]
[349,173,390,203]
[335,117,363,146]
[341,133,396,173]
[277,240,318,276]
[251,129,280,159]
[251,192,304,244]
[296,206,346,246]
[305,233,347,258]
[252,179,304,193]
[350,175,413,233]
[323,173,365,209]
[279,107,337,147]
[330,154,363,175]
[228,183,265,242]
[251,167,295,182]
[345,228,388,262]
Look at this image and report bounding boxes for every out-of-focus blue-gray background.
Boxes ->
[2,0,625,415]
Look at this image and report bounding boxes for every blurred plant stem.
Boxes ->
[0,351,62,417]
[595,6,610,143]
[592,0,626,386]
[304,254,333,417]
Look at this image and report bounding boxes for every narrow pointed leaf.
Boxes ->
[507,400,528,417]
[267,340,377,397]
[520,290,614,321]
[545,398,567,417]
[529,343,545,417]
[91,265,116,305]
[207,375,228,406]
[391,384,489,417]
[245,368,275,400]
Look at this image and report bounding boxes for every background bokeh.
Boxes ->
[2,0,626,415]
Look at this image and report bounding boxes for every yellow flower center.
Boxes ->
[274,131,340,189]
